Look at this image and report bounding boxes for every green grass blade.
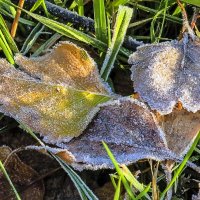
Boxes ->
[30,0,43,12]
[130,3,181,24]
[0,14,19,53]
[103,142,136,200]
[110,174,118,189]
[77,0,84,16]
[0,3,35,26]
[3,0,16,16]
[0,160,21,200]
[21,23,45,54]
[0,30,15,64]
[111,0,130,8]
[52,155,99,200]
[136,183,151,200]
[100,6,132,81]
[32,33,61,57]
[17,7,107,51]
[30,0,49,16]
[114,177,121,200]
[93,0,108,43]
[182,0,200,7]
[129,17,152,28]
[121,165,151,200]
[160,131,200,200]
[150,0,169,42]
[156,0,168,42]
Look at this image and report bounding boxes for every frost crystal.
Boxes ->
[129,35,200,114]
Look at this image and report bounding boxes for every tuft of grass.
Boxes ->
[103,141,136,199]
[0,14,15,64]
[160,131,200,199]
[103,130,200,200]
[100,6,133,81]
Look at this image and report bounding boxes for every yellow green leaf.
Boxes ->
[0,42,112,142]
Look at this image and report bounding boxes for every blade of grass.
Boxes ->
[111,0,130,8]
[121,165,151,200]
[114,177,121,200]
[130,3,182,24]
[52,155,99,200]
[182,0,200,7]
[93,0,108,43]
[31,33,61,57]
[136,183,151,200]
[0,14,19,53]
[30,0,49,16]
[0,160,21,200]
[0,5,35,26]
[110,174,118,190]
[128,17,152,28]
[103,142,136,200]
[150,0,168,42]
[77,0,84,16]
[160,131,200,200]
[0,30,15,64]
[100,6,132,81]
[21,23,45,54]
[156,0,168,42]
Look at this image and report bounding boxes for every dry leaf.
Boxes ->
[15,42,110,94]
[0,41,197,171]
[0,146,44,200]
[55,98,179,170]
[129,35,200,114]
[0,42,112,143]
[158,109,200,156]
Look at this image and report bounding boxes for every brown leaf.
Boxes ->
[157,109,200,156]
[129,35,200,114]
[0,146,44,200]
[56,98,178,170]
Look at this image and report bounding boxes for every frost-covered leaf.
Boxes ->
[15,42,110,94]
[129,35,200,114]
[55,98,179,170]
[157,109,200,156]
[0,42,112,143]
[0,146,44,200]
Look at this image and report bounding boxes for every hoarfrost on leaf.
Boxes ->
[129,35,200,114]
[0,40,198,171]
[56,98,179,170]
[0,42,112,143]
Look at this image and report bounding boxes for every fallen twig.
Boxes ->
[11,0,25,38]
